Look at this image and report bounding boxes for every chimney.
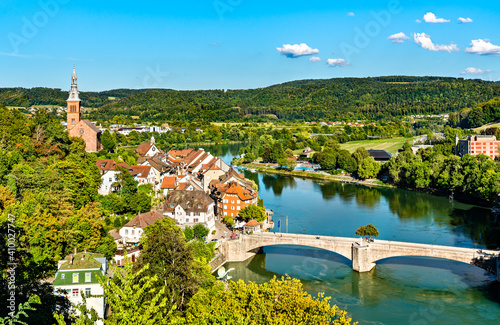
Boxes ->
[81,254,85,261]
[70,255,74,265]
[74,247,77,255]
[84,248,87,253]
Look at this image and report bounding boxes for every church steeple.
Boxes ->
[67,65,81,130]
[68,65,81,102]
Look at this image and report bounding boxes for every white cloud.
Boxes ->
[465,39,500,55]
[416,19,421,23]
[458,17,473,23]
[347,12,355,17]
[461,67,490,75]
[413,33,459,52]
[423,12,450,23]
[309,57,321,62]
[326,58,350,67]
[276,43,320,57]
[388,32,410,43]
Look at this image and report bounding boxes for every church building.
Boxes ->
[66,67,103,152]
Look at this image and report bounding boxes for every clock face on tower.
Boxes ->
[79,129,85,134]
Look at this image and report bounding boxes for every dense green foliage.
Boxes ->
[355,224,380,238]
[4,77,500,122]
[0,106,115,324]
[0,87,154,108]
[384,141,500,202]
[133,218,215,313]
[183,276,355,324]
[90,77,500,122]
[238,204,267,222]
[449,97,500,128]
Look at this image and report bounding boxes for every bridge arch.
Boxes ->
[245,243,353,264]
[241,235,354,262]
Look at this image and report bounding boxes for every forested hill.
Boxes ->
[2,76,500,121]
[91,76,500,121]
[0,87,159,107]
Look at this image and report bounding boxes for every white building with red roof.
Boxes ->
[118,211,163,245]
[95,159,136,195]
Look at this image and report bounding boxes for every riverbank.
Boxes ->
[243,162,392,189]
[242,162,497,208]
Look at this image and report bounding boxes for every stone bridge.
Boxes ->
[220,232,499,277]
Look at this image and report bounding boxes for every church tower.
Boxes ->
[67,65,81,130]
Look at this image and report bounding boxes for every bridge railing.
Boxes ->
[246,232,499,256]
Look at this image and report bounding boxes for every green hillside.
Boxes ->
[2,76,500,122]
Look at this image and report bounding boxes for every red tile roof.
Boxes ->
[160,176,176,189]
[123,211,163,229]
[244,219,260,227]
[136,142,152,156]
[219,181,257,201]
[131,165,151,178]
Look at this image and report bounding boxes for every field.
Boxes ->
[339,138,413,154]
[473,121,500,133]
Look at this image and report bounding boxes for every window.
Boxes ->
[85,288,91,296]
[71,118,75,124]
[231,200,234,204]
[131,230,135,235]
[194,218,199,223]
[237,200,240,204]
[72,289,79,297]
[231,206,235,210]
[109,178,112,182]
[186,218,189,223]
[224,205,227,210]
[72,274,79,283]
[237,206,240,211]
[198,204,202,209]
[125,229,129,235]
[85,273,91,282]
[170,204,174,208]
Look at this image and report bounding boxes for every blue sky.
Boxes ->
[1,0,499,91]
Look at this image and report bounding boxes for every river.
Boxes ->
[199,143,500,324]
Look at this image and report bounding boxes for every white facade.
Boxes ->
[134,168,156,185]
[98,170,119,195]
[55,279,105,325]
[165,202,215,231]
[119,226,144,244]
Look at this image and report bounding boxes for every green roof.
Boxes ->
[59,252,104,270]
[53,269,102,286]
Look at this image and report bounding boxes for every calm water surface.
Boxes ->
[201,143,500,324]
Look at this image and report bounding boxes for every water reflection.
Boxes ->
[250,172,496,248]
[224,246,500,325]
[197,143,498,249]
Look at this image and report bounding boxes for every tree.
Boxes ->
[184,226,194,241]
[262,147,272,163]
[320,152,337,171]
[355,224,379,239]
[223,215,235,227]
[100,130,116,153]
[364,224,379,238]
[238,204,266,222]
[0,295,40,325]
[357,157,381,179]
[277,157,296,171]
[192,224,209,240]
[134,218,203,311]
[98,262,171,324]
[183,276,354,325]
[270,142,285,162]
